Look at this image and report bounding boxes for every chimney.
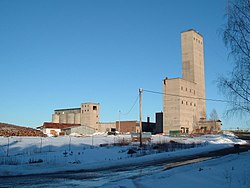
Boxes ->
[147,117,150,123]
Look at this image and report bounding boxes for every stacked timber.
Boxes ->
[0,123,46,137]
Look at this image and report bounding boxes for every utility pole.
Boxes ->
[139,88,143,147]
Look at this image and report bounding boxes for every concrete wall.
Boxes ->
[197,120,222,133]
[59,114,67,124]
[52,114,59,123]
[163,78,182,134]
[63,125,95,135]
[179,79,198,133]
[75,113,81,124]
[181,30,206,119]
[52,108,81,124]
[67,113,75,124]
[98,122,116,132]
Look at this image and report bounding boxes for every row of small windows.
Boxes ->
[81,106,97,113]
[193,37,202,45]
[181,100,196,107]
[82,109,90,113]
[181,86,195,95]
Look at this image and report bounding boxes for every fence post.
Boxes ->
[69,136,71,151]
[40,137,43,153]
[92,135,94,146]
[7,137,9,157]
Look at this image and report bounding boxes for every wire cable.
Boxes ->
[120,94,139,115]
[143,89,233,103]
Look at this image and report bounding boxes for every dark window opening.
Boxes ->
[93,106,97,110]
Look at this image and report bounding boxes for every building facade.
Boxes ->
[155,112,163,134]
[163,29,206,134]
[114,112,163,134]
[52,108,81,124]
[80,103,100,130]
[98,122,116,132]
[116,121,138,133]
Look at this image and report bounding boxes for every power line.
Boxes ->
[120,94,139,115]
[143,89,233,103]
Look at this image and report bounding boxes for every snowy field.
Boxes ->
[0,132,247,179]
[104,150,250,188]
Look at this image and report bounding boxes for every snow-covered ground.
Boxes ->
[0,132,247,179]
[104,150,250,188]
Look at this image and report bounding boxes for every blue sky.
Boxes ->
[0,0,249,129]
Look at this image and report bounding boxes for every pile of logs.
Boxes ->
[0,123,46,137]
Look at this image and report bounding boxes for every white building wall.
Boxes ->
[42,128,61,136]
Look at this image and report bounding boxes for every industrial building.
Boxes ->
[40,29,221,137]
[114,112,163,134]
[52,102,100,130]
[39,122,80,136]
[163,29,221,135]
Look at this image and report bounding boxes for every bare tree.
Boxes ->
[209,109,219,121]
[218,0,250,116]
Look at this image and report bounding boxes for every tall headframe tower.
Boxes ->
[163,29,206,135]
[181,30,206,119]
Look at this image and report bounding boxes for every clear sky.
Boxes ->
[0,0,249,129]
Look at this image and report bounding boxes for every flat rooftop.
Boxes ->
[54,108,81,112]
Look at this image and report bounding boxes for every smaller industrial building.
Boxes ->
[62,125,96,135]
[52,102,100,130]
[115,112,163,134]
[39,122,80,136]
[39,102,100,136]
[195,119,222,134]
